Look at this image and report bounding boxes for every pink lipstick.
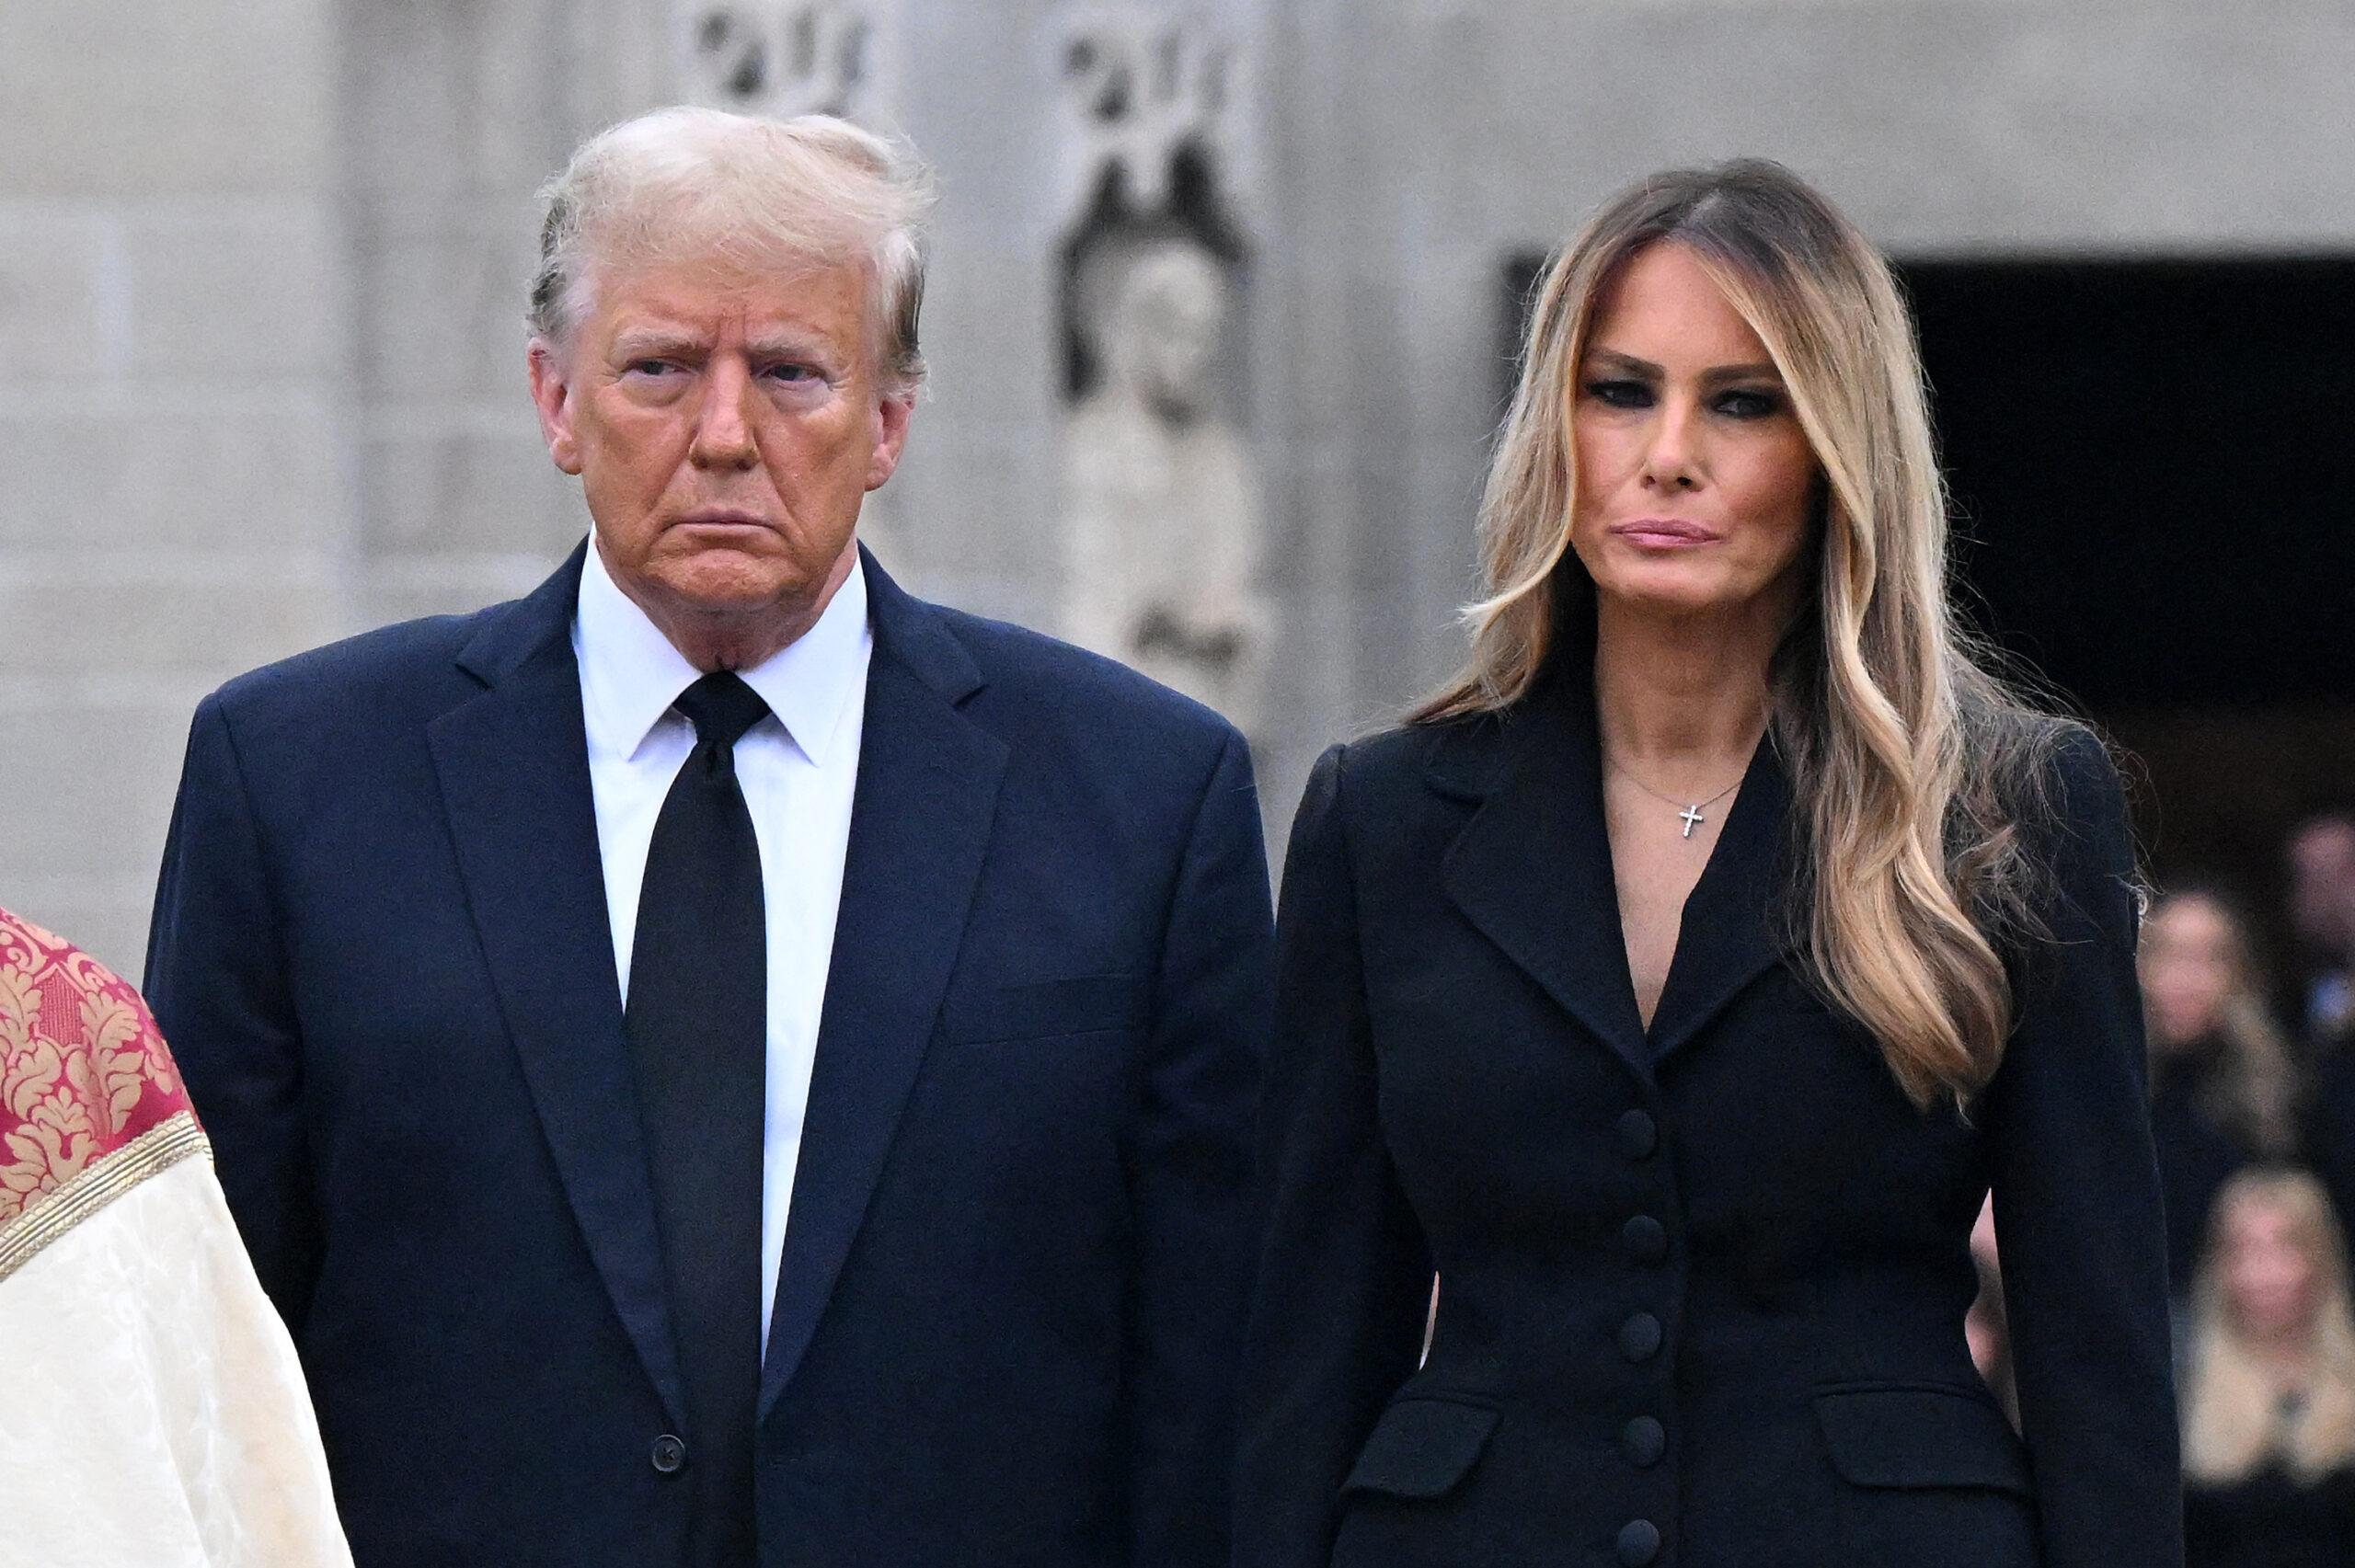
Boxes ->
[1609,518,1719,549]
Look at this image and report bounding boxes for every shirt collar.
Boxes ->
[573,537,872,768]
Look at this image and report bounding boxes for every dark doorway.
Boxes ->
[1901,258,2355,921]
[1901,258,2355,710]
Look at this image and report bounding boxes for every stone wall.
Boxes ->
[0,0,354,970]
[8,0,2355,973]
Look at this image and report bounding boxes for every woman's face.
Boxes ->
[1568,241,1819,622]
[2141,895,2238,1050]
[2223,1197,2322,1346]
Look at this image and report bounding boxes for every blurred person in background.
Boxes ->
[2181,1168,2355,1568]
[2142,888,2300,1299]
[2292,816,2355,1258]
[2286,815,2355,1055]
[0,906,350,1567]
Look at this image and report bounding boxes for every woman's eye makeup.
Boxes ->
[1713,386,1784,418]
[1580,374,1786,419]
[1583,377,1654,407]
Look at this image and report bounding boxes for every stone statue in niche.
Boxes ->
[1061,218,1267,731]
[674,0,876,120]
[1054,10,1266,731]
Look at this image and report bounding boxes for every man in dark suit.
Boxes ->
[145,107,1272,1568]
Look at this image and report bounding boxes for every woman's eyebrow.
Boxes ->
[1584,348,1783,384]
[1701,361,1783,385]
[1586,348,1661,377]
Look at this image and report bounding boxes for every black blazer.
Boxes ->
[145,545,1273,1568]
[1235,671,2180,1568]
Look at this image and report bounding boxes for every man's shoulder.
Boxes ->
[926,601,1240,757]
[204,601,514,732]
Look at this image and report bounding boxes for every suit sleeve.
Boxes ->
[1232,744,1434,1568]
[144,692,322,1330]
[1983,729,2182,1568]
[1121,725,1276,1568]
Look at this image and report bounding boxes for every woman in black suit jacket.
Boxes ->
[1235,162,2179,1568]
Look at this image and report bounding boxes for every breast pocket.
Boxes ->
[1815,1383,2036,1568]
[936,973,1149,1046]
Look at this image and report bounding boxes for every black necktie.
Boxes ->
[626,671,770,1567]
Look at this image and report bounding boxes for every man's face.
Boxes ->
[530,255,913,628]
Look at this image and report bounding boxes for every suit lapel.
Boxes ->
[1438,675,1653,1080]
[759,552,1006,1418]
[426,545,688,1429]
[1645,728,1796,1063]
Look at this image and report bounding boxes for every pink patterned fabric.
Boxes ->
[0,907,196,1230]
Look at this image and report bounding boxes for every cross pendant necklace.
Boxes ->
[1609,759,1746,841]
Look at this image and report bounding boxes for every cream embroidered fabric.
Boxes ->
[0,1151,354,1568]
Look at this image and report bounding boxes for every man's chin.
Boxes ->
[644,555,806,617]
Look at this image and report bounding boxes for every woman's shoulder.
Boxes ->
[2037,717,2127,817]
[1963,705,2131,853]
[1313,706,1517,803]
[1969,712,2140,948]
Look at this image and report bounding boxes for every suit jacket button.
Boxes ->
[1617,1109,1658,1160]
[1623,1214,1668,1265]
[1617,1518,1662,1565]
[1618,1311,1662,1362]
[1621,1415,1666,1468]
[650,1434,687,1473]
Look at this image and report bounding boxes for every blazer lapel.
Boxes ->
[1644,727,1797,1063]
[1438,675,1653,1080]
[759,551,1007,1418]
[425,544,688,1429]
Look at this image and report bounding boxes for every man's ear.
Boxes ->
[528,339,584,475]
[865,390,915,491]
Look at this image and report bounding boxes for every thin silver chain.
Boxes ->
[1605,756,1744,816]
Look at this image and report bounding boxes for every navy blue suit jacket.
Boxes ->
[146,544,1274,1568]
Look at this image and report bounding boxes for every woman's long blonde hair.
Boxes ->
[2183,1169,2355,1482]
[1419,160,2068,1107]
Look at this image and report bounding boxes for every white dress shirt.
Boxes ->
[571,540,871,1355]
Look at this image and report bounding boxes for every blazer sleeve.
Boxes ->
[1982,729,2182,1568]
[1121,726,1276,1568]
[1232,743,1435,1568]
[144,692,323,1330]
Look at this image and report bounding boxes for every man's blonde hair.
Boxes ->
[529,107,934,391]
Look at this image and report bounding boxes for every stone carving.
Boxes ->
[1061,220,1266,729]
[1055,8,1267,730]
[674,0,880,120]
[1057,8,1235,212]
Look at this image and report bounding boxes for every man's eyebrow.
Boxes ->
[741,330,834,360]
[607,328,705,359]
